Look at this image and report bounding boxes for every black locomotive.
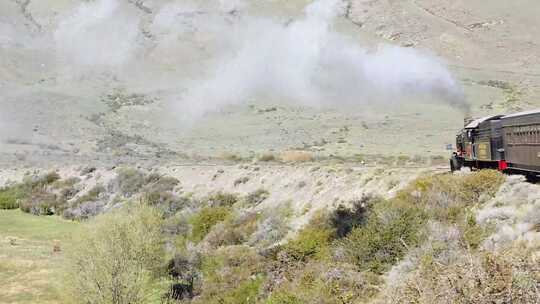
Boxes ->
[451,109,540,181]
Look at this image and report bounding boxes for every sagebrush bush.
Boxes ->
[206,192,239,207]
[63,203,165,304]
[195,245,264,304]
[399,170,505,223]
[114,167,146,197]
[244,189,270,206]
[461,169,505,201]
[383,244,540,304]
[190,206,231,242]
[63,185,107,220]
[249,212,290,247]
[341,199,426,273]
[205,211,260,247]
[38,171,61,186]
[266,261,378,304]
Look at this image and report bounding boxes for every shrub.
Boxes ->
[234,177,250,187]
[60,184,107,220]
[218,277,264,304]
[19,190,58,215]
[244,189,270,206]
[163,252,201,301]
[341,199,426,273]
[41,171,61,185]
[0,186,25,209]
[221,152,243,162]
[74,184,106,205]
[0,172,63,210]
[384,245,540,304]
[63,204,165,304]
[207,192,239,207]
[143,191,179,207]
[265,261,377,304]
[143,174,179,193]
[114,167,146,197]
[398,170,505,223]
[461,169,505,201]
[206,211,260,247]
[259,153,277,162]
[62,200,104,221]
[195,246,264,304]
[266,291,303,304]
[249,212,290,247]
[282,227,333,262]
[190,206,231,242]
[330,197,375,238]
[461,212,492,249]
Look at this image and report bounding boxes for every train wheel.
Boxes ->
[450,157,461,172]
[525,173,539,183]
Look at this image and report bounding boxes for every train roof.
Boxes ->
[502,109,540,119]
[465,114,504,129]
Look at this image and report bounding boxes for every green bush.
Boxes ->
[266,291,304,304]
[398,170,505,223]
[74,185,106,205]
[282,227,333,262]
[0,186,25,209]
[330,197,376,238]
[41,171,61,185]
[190,206,231,242]
[461,212,492,249]
[115,167,146,197]
[218,277,263,304]
[196,246,264,304]
[206,211,260,247]
[63,203,165,304]
[19,190,58,215]
[207,192,239,207]
[264,261,378,304]
[461,169,505,201]
[0,171,63,210]
[341,200,426,273]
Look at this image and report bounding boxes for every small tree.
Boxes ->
[64,203,165,304]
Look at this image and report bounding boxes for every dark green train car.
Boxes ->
[451,109,540,181]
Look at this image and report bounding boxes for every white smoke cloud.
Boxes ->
[172,0,466,120]
[54,0,140,70]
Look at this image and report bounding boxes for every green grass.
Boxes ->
[0,210,77,304]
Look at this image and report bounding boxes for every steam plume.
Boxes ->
[38,0,467,119]
[170,0,467,119]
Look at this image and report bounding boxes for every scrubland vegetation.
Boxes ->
[1,168,539,303]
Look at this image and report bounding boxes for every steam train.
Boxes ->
[451,109,540,181]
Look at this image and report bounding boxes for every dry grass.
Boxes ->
[280,150,314,163]
[381,243,540,304]
[0,210,77,304]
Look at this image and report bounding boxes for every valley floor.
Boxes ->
[0,210,76,304]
